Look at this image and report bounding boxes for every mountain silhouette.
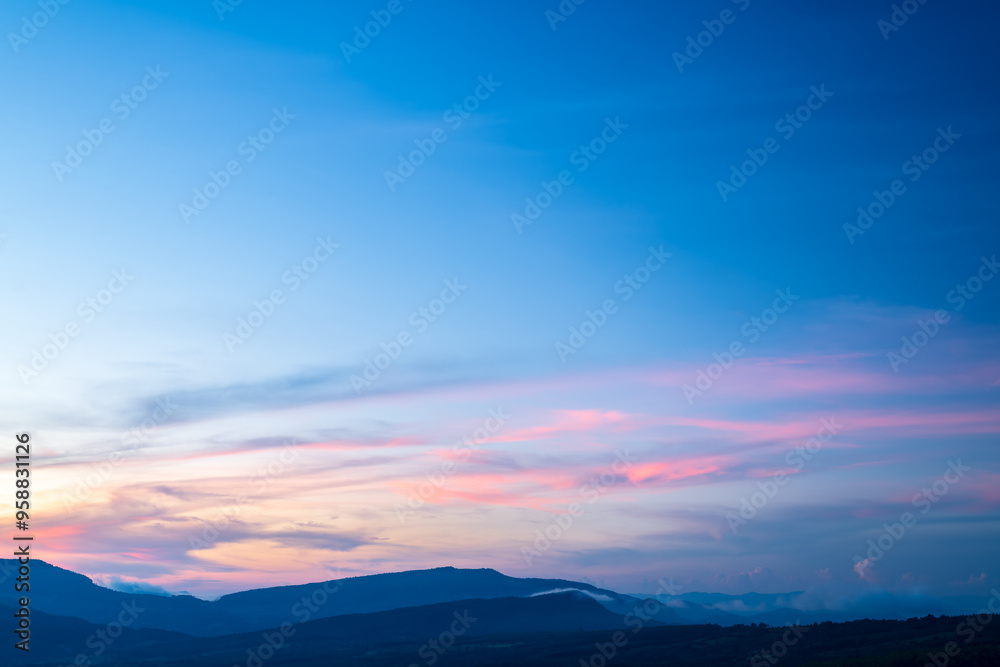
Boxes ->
[0,602,192,666]
[0,560,667,636]
[1,561,997,666]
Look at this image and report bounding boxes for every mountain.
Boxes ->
[106,591,643,665]
[0,560,242,636]
[2,561,998,666]
[655,598,745,625]
[666,588,993,625]
[17,609,1000,667]
[0,604,191,667]
[1,591,646,667]
[0,560,647,637]
[211,565,644,629]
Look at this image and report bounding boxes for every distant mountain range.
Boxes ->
[643,588,993,626]
[0,560,681,636]
[1,560,996,666]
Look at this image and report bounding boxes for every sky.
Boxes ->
[0,0,998,601]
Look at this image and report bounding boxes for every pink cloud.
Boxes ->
[657,409,1000,445]
[626,459,726,485]
[854,558,876,581]
[496,409,632,444]
[645,355,1000,401]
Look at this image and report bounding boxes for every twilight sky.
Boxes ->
[1,0,998,600]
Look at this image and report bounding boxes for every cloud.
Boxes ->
[95,576,175,596]
[854,558,875,581]
[529,588,613,602]
[954,572,988,587]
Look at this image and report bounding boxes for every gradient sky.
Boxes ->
[1,0,998,600]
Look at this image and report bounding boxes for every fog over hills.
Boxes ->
[1,560,998,666]
[3,559,994,631]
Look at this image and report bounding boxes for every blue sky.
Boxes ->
[1,0,998,600]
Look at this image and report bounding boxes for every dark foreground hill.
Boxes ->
[3,559,981,637]
[3,560,997,666]
[7,608,999,667]
[0,604,193,666]
[0,591,639,666]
